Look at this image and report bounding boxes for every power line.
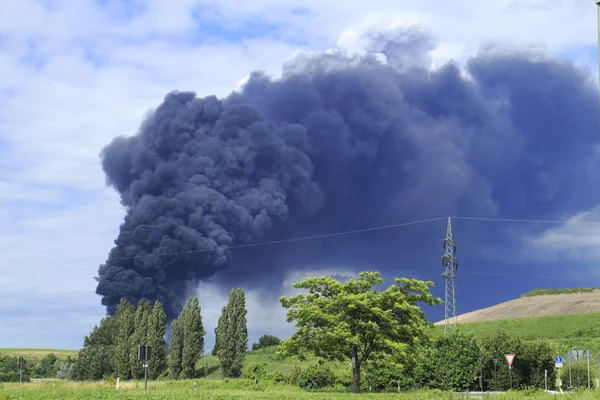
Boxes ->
[110,216,448,261]
[451,216,600,226]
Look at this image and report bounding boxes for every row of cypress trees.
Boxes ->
[113,298,168,379]
[110,287,248,380]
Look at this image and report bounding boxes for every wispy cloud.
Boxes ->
[0,0,596,349]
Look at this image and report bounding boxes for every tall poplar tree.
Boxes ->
[216,288,248,378]
[181,297,206,379]
[114,298,135,380]
[167,318,183,379]
[147,300,168,379]
[129,298,152,379]
[212,325,220,356]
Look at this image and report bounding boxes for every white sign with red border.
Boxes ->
[504,354,515,369]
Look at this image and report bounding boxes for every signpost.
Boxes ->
[18,355,24,390]
[555,355,563,388]
[138,345,153,391]
[492,358,499,391]
[505,354,515,389]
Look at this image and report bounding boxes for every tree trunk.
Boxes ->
[351,345,361,393]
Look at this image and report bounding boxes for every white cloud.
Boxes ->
[527,207,600,266]
[197,267,358,350]
[0,0,597,349]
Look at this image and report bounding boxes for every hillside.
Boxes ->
[0,348,77,359]
[434,289,600,325]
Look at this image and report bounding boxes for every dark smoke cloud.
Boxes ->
[95,27,600,319]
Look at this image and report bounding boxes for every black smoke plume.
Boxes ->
[95,27,600,319]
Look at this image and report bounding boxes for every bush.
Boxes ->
[298,364,336,390]
[242,362,268,380]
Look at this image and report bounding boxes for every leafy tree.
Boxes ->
[252,334,281,350]
[216,288,248,378]
[114,298,135,379]
[71,316,118,380]
[278,271,441,393]
[521,340,556,390]
[147,300,168,378]
[56,356,76,380]
[167,318,183,379]
[129,299,152,379]
[181,297,206,379]
[0,354,30,382]
[479,330,527,391]
[416,331,481,391]
[33,353,59,378]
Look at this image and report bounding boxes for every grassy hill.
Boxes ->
[0,348,77,359]
[196,346,350,379]
[433,289,600,355]
[521,288,600,298]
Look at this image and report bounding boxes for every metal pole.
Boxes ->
[545,369,548,392]
[509,366,513,390]
[480,357,484,392]
[494,363,497,391]
[578,351,581,387]
[144,365,148,391]
[569,352,572,388]
[588,351,591,389]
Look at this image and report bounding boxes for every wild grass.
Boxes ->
[2,381,600,400]
[520,288,599,298]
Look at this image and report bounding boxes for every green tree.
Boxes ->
[479,330,527,390]
[114,298,135,380]
[212,325,220,356]
[181,297,206,379]
[416,331,481,391]
[278,271,441,393]
[147,300,168,379]
[216,288,248,378]
[167,318,183,379]
[252,334,281,350]
[129,299,152,379]
[71,316,118,380]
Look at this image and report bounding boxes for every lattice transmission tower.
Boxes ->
[441,217,458,334]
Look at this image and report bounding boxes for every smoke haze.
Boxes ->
[95,27,600,319]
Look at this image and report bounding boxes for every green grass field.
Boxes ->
[0,349,77,359]
[0,380,596,400]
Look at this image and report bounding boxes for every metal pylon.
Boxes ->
[442,217,458,334]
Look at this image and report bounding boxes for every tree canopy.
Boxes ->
[278,271,441,393]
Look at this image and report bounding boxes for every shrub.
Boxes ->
[242,362,268,380]
[298,364,336,390]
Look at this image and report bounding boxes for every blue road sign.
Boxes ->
[555,356,563,363]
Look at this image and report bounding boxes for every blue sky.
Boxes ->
[0,0,598,351]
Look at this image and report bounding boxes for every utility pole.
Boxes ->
[18,355,23,389]
[442,217,458,334]
[138,345,153,391]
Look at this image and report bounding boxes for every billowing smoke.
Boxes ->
[95,27,600,319]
